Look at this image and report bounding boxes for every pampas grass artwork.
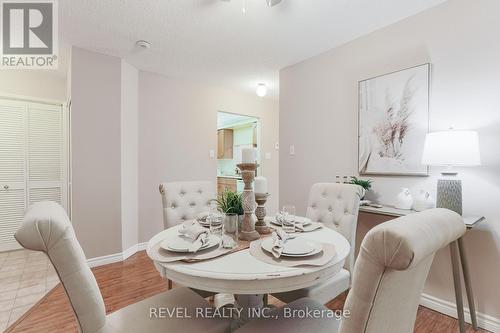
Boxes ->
[359,64,429,176]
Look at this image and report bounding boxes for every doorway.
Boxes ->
[216,111,260,195]
[0,96,69,252]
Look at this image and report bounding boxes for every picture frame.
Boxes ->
[358,63,430,176]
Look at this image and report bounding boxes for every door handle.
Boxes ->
[3,185,9,190]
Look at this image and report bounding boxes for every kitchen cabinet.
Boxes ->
[217,129,233,159]
[217,177,237,194]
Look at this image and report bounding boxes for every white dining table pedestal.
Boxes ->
[234,294,264,309]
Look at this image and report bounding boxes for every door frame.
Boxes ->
[0,92,69,251]
[216,110,262,168]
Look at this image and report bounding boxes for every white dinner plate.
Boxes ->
[160,234,220,253]
[261,237,323,257]
[266,216,312,226]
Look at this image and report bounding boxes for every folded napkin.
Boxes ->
[275,213,286,225]
[271,229,293,258]
[178,221,210,252]
[295,221,323,232]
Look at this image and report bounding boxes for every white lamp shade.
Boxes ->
[421,130,481,166]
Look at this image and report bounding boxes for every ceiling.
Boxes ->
[59,0,446,98]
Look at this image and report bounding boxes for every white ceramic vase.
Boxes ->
[413,190,436,212]
[395,188,413,210]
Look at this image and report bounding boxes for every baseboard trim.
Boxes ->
[421,293,500,332]
[87,242,148,268]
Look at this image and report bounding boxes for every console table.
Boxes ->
[359,205,484,333]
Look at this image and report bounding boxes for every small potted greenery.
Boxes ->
[349,176,372,199]
[216,189,244,228]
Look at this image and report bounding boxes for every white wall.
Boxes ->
[279,0,500,325]
[70,47,123,258]
[138,72,279,242]
[68,47,277,259]
[120,61,139,251]
[0,70,66,102]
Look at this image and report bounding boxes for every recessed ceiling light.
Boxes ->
[135,40,152,49]
[256,83,267,97]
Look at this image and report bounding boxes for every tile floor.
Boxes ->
[0,250,59,332]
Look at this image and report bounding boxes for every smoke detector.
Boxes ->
[266,0,282,6]
[135,40,152,49]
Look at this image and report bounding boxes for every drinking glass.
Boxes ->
[222,213,239,249]
[208,200,218,217]
[209,211,225,238]
[282,205,296,233]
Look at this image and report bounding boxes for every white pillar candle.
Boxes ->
[242,148,256,164]
[254,176,268,194]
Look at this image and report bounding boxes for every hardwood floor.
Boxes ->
[5,251,488,333]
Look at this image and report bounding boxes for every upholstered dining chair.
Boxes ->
[159,181,216,229]
[272,183,362,304]
[15,201,230,333]
[159,181,216,294]
[236,208,466,333]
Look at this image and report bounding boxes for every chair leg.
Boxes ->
[167,279,173,290]
[450,241,466,333]
[263,294,269,306]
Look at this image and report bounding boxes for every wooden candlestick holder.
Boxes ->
[237,163,260,241]
[255,193,271,234]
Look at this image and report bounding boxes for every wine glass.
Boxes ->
[208,201,223,237]
[282,205,296,233]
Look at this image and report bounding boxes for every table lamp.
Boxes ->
[421,130,481,215]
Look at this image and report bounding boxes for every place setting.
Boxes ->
[265,206,323,233]
[249,205,336,267]
[249,227,337,267]
[148,215,245,263]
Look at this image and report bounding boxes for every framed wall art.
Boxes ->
[358,63,430,176]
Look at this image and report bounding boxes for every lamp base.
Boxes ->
[436,179,462,215]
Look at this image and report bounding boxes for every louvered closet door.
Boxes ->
[0,100,27,251]
[27,103,64,207]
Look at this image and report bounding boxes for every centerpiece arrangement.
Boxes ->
[236,148,262,241]
[217,148,271,239]
[254,176,271,234]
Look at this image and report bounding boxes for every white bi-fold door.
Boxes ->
[0,97,67,251]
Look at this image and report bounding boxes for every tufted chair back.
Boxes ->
[340,209,465,333]
[15,201,106,333]
[159,181,216,229]
[305,183,362,273]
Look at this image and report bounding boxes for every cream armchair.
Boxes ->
[237,208,466,333]
[273,183,362,304]
[159,181,215,229]
[15,201,230,333]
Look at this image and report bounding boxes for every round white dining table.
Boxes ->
[147,223,350,296]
